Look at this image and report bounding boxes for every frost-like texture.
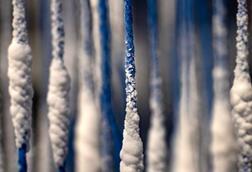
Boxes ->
[47,57,70,167]
[211,1,237,171]
[8,41,33,149]
[47,0,71,168]
[120,0,144,171]
[230,0,252,171]
[12,0,28,43]
[8,0,33,151]
[75,0,102,171]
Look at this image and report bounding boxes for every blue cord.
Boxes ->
[18,144,27,172]
[195,0,213,115]
[147,0,162,97]
[147,0,158,72]
[124,0,136,78]
[98,0,122,171]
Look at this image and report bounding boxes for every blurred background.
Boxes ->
[0,0,250,171]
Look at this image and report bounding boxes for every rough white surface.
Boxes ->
[8,40,33,149]
[48,0,71,168]
[47,57,70,167]
[147,76,167,172]
[230,0,252,170]
[120,64,144,172]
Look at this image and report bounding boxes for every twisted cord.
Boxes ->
[8,1,33,171]
[75,0,102,171]
[211,0,237,172]
[47,57,70,169]
[12,0,28,43]
[48,0,71,170]
[230,0,252,171]
[146,0,167,171]
[18,144,27,172]
[120,0,144,171]
[51,0,64,60]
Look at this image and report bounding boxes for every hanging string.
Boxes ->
[90,0,113,170]
[75,0,102,171]
[230,0,252,171]
[47,0,71,171]
[172,0,204,171]
[146,0,167,171]
[8,0,33,171]
[88,0,122,171]
[211,0,237,171]
[120,0,144,171]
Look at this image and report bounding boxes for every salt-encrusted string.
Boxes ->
[230,0,252,171]
[12,0,28,44]
[75,0,102,171]
[211,0,237,171]
[146,0,167,171]
[120,0,144,171]
[8,0,33,171]
[47,0,71,171]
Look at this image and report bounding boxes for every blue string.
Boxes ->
[124,0,136,78]
[195,0,213,115]
[98,0,122,171]
[147,0,159,78]
[18,144,27,172]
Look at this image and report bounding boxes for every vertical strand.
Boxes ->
[230,0,252,171]
[75,0,102,171]
[120,0,144,171]
[47,0,71,171]
[172,0,203,171]
[108,0,125,134]
[211,0,237,171]
[94,0,122,171]
[146,0,168,171]
[8,0,34,171]
[89,0,113,170]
